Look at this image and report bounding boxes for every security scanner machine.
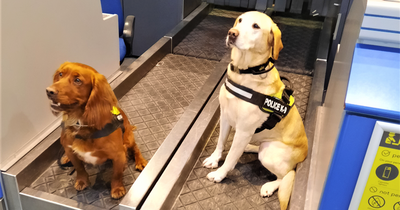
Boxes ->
[1,0,391,210]
[317,1,400,209]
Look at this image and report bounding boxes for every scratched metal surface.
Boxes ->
[29,54,218,209]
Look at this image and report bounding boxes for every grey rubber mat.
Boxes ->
[29,54,218,209]
[172,72,312,210]
[273,17,323,76]
[173,10,241,61]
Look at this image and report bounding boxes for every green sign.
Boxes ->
[359,131,400,210]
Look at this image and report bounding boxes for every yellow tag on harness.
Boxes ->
[289,95,295,106]
[111,106,120,115]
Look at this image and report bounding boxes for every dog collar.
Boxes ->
[61,106,125,140]
[224,77,294,133]
[230,57,275,75]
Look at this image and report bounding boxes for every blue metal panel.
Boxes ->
[345,44,400,119]
[319,113,378,210]
[0,182,2,198]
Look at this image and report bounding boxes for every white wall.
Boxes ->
[0,0,120,169]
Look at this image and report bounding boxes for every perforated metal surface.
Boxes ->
[173,73,312,210]
[30,54,218,209]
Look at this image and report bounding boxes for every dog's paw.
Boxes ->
[74,179,89,191]
[60,154,71,165]
[206,170,227,183]
[135,159,148,171]
[260,182,278,197]
[202,155,220,169]
[111,186,126,199]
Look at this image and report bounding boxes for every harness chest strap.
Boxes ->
[60,106,125,140]
[224,77,295,133]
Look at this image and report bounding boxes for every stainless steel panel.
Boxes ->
[140,62,228,210]
[2,173,22,210]
[119,54,230,210]
[7,128,61,191]
[288,60,327,210]
[20,188,103,210]
[0,198,6,210]
[304,1,367,209]
[183,0,202,18]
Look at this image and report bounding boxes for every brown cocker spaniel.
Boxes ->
[46,62,147,199]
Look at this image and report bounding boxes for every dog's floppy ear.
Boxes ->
[83,72,117,130]
[270,23,283,60]
[233,16,240,27]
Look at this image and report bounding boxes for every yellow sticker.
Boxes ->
[111,106,120,115]
[359,131,400,210]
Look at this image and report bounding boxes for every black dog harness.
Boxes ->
[60,109,125,140]
[226,59,295,133]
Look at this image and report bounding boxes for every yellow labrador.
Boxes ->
[202,11,308,210]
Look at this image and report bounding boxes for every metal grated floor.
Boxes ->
[29,54,218,209]
[173,73,312,210]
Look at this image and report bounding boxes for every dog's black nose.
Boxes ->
[46,87,58,99]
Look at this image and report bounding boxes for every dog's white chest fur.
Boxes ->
[69,145,98,165]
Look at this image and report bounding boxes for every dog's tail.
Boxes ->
[278,170,295,210]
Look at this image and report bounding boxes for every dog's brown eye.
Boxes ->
[238,18,242,23]
[253,23,260,29]
[59,72,62,77]
[74,78,82,85]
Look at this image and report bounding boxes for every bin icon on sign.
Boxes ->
[383,166,391,179]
